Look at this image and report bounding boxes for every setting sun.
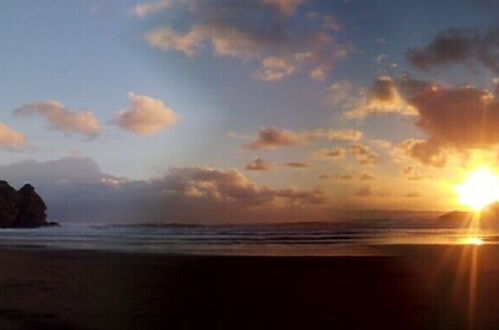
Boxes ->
[455,167,499,211]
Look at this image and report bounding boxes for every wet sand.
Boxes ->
[0,245,496,329]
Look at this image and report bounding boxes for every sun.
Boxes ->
[465,237,484,246]
[455,167,499,211]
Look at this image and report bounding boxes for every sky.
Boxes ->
[1,0,499,223]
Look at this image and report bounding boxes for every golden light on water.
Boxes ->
[455,167,499,211]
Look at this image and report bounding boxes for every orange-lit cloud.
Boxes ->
[344,76,417,119]
[348,143,380,165]
[313,148,347,160]
[115,93,178,136]
[402,166,426,181]
[0,123,28,151]
[165,167,331,206]
[14,100,101,139]
[393,139,448,167]
[254,56,296,82]
[360,173,375,181]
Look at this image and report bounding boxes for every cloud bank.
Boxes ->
[0,157,333,224]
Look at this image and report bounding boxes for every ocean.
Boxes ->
[0,214,493,255]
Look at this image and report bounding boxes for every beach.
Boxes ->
[0,245,495,329]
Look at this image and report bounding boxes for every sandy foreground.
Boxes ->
[0,245,496,329]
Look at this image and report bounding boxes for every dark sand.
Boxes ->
[0,245,497,329]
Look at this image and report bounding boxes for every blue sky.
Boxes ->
[1,0,499,221]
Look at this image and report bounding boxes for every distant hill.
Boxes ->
[438,203,499,227]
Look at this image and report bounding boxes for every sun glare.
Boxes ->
[455,167,499,211]
[464,237,484,246]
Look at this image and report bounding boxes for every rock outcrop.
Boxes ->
[0,181,53,228]
[0,181,21,226]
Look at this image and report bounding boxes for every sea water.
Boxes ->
[0,215,496,256]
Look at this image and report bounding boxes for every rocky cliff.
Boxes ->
[0,181,52,227]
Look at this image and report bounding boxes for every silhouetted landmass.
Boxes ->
[438,210,472,226]
[0,180,56,228]
[438,203,499,227]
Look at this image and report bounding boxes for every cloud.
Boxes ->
[344,76,417,119]
[337,173,353,180]
[14,101,101,139]
[132,0,172,18]
[245,157,273,171]
[0,157,333,223]
[348,144,380,165]
[246,127,303,150]
[143,0,353,81]
[313,148,347,160]
[355,185,372,197]
[370,139,392,149]
[364,78,499,166]
[146,22,281,60]
[114,93,178,136]
[244,127,363,150]
[406,26,499,73]
[360,173,375,181]
[0,123,28,151]
[402,166,426,181]
[394,139,448,167]
[412,85,499,149]
[284,162,311,169]
[254,56,296,82]
[405,191,421,198]
[328,81,365,111]
[260,0,307,15]
[309,129,363,142]
[145,25,206,57]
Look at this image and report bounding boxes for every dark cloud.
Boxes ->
[412,86,499,149]
[407,26,499,73]
[344,76,417,119]
[245,157,273,171]
[246,127,302,150]
[397,139,448,167]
